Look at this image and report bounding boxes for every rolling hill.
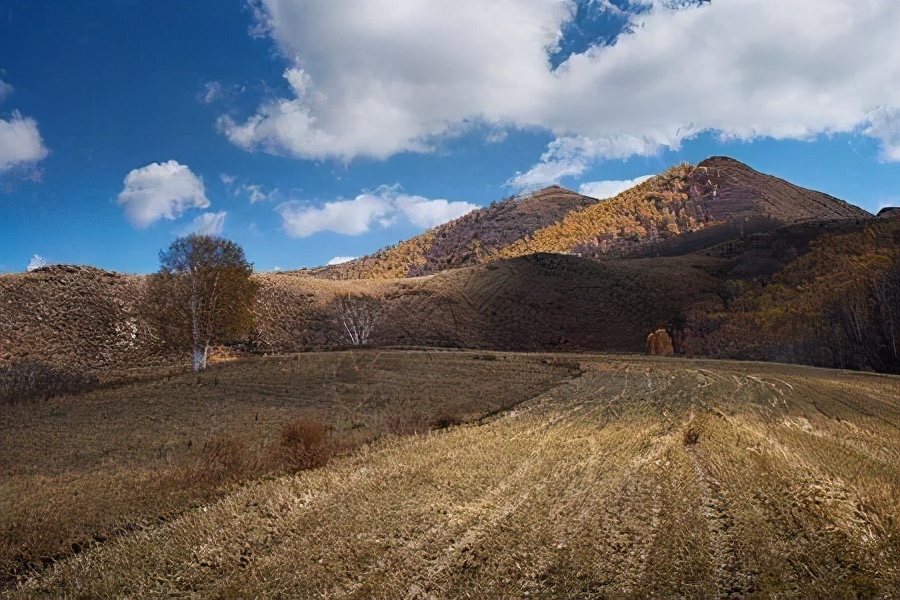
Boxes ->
[1,156,895,381]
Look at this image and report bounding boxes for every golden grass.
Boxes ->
[0,350,575,587]
[4,355,900,597]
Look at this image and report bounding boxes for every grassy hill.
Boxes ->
[5,353,898,597]
[1,156,892,380]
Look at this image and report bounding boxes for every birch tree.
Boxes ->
[148,235,258,371]
[333,292,380,346]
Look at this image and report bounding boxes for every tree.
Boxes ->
[148,235,258,371]
[332,292,380,346]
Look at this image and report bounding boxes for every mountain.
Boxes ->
[315,185,597,280]
[2,157,896,380]
[315,157,869,280]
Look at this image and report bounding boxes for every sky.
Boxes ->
[1,0,899,274]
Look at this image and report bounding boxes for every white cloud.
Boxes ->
[508,135,661,190]
[485,130,508,144]
[180,211,227,236]
[199,81,223,104]
[245,184,267,203]
[224,0,900,168]
[0,79,13,103]
[117,160,210,228]
[277,185,477,237]
[579,174,654,199]
[244,183,280,203]
[327,256,357,265]
[0,111,49,172]
[222,0,572,161]
[866,107,900,162]
[393,194,478,228]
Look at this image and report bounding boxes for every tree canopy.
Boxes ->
[148,234,258,371]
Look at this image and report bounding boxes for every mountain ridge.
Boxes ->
[315,156,870,280]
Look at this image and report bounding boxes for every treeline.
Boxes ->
[681,217,900,373]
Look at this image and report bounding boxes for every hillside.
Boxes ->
[1,156,892,378]
[686,213,900,372]
[0,265,159,377]
[315,185,596,280]
[8,354,899,597]
[315,157,870,279]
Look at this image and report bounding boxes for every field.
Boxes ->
[3,352,900,597]
[0,350,578,589]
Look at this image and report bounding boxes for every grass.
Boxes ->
[0,350,576,587]
[3,353,899,597]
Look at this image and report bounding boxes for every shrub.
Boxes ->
[646,329,675,356]
[192,435,249,485]
[430,413,463,430]
[276,420,331,471]
[682,425,701,446]
[0,361,98,403]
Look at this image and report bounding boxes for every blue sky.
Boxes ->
[1,0,898,274]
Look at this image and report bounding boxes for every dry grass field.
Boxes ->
[3,352,898,598]
[0,350,578,589]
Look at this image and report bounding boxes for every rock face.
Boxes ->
[647,329,675,356]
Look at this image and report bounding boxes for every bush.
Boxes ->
[192,435,249,485]
[276,420,331,471]
[0,361,98,403]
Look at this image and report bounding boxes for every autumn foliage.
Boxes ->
[647,329,675,356]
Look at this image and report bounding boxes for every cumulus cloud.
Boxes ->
[224,0,900,168]
[327,256,357,265]
[180,211,227,236]
[222,0,572,161]
[0,111,49,172]
[117,160,210,228]
[866,107,900,162]
[277,185,477,237]
[0,79,13,103]
[579,174,654,199]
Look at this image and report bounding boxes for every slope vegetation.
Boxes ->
[315,157,870,279]
[316,186,596,280]
[0,266,158,377]
[11,355,899,598]
[373,252,725,352]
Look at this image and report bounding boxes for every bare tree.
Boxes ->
[148,235,258,370]
[333,292,380,347]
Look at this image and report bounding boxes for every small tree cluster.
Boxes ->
[0,361,97,403]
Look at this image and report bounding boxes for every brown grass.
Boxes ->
[276,420,331,471]
[0,350,574,587]
[6,355,898,598]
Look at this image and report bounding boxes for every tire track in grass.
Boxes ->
[687,442,750,598]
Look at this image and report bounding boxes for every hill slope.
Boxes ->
[316,185,596,280]
[0,158,889,377]
[316,157,870,279]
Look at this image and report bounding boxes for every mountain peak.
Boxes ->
[689,156,870,223]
